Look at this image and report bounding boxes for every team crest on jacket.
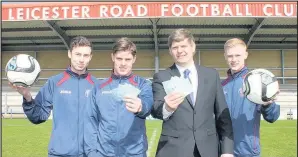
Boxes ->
[85,89,91,97]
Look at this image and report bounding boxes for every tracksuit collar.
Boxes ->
[227,66,249,79]
[66,66,89,78]
[111,69,134,80]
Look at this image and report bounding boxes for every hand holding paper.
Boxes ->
[113,83,141,100]
[123,95,142,113]
[164,92,185,112]
[162,76,193,96]
[161,76,193,112]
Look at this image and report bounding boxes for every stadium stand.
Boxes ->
[1,2,297,120]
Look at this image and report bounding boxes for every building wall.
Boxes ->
[2,49,297,85]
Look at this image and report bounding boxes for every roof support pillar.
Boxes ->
[281,50,285,84]
[197,50,201,65]
[245,18,265,48]
[43,20,70,50]
[152,18,160,73]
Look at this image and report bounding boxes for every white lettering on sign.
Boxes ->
[8,6,91,20]
[99,4,147,18]
[4,3,296,21]
[211,4,220,16]
[186,4,199,16]
[161,4,168,17]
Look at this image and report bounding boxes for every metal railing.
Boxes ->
[2,93,37,119]
[1,67,297,72]
[1,67,297,91]
[1,76,297,81]
[2,89,297,119]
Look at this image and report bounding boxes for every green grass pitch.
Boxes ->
[2,119,297,157]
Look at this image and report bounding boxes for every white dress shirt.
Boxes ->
[162,63,198,120]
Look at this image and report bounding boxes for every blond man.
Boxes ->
[222,38,280,157]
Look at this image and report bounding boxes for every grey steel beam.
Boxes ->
[261,25,298,29]
[3,40,297,47]
[152,19,160,73]
[3,34,297,41]
[244,18,266,47]
[3,24,296,32]
[100,40,298,45]
[64,25,152,30]
[281,50,285,84]
[158,34,246,38]
[197,50,201,65]
[85,35,154,39]
[1,41,217,46]
[3,34,244,41]
[158,25,251,29]
[2,27,52,32]
[2,40,181,46]
[280,37,287,43]
[2,35,153,40]
[62,25,298,30]
[2,36,60,40]
[2,45,68,51]
[250,41,297,44]
[43,20,70,50]
[34,51,37,60]
[3,43,296,51]
[254,34,297,38]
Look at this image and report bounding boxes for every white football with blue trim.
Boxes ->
[5,54,41,87]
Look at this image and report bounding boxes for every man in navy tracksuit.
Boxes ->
[84,37,153,157]
[221,38,280,157]
[11,36,98,157]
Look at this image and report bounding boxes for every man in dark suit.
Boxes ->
[151,28,234,157]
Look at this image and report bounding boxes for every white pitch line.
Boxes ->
[147,128,158,157]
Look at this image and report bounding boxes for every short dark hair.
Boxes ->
[69,36,92,52]
[168,28,195,48]
[112,37,136,56]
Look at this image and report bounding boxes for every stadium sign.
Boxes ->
[2,2,297,21]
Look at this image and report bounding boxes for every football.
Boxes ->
[242,68,279,105]
[5,54,41,87]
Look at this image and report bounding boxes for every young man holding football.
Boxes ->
[10,36,98,157]
[221,38,280,157]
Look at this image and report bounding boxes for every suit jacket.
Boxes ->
[151,64,234,157]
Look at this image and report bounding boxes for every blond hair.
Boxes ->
[168,29,195,48]
[224,38,247,52]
